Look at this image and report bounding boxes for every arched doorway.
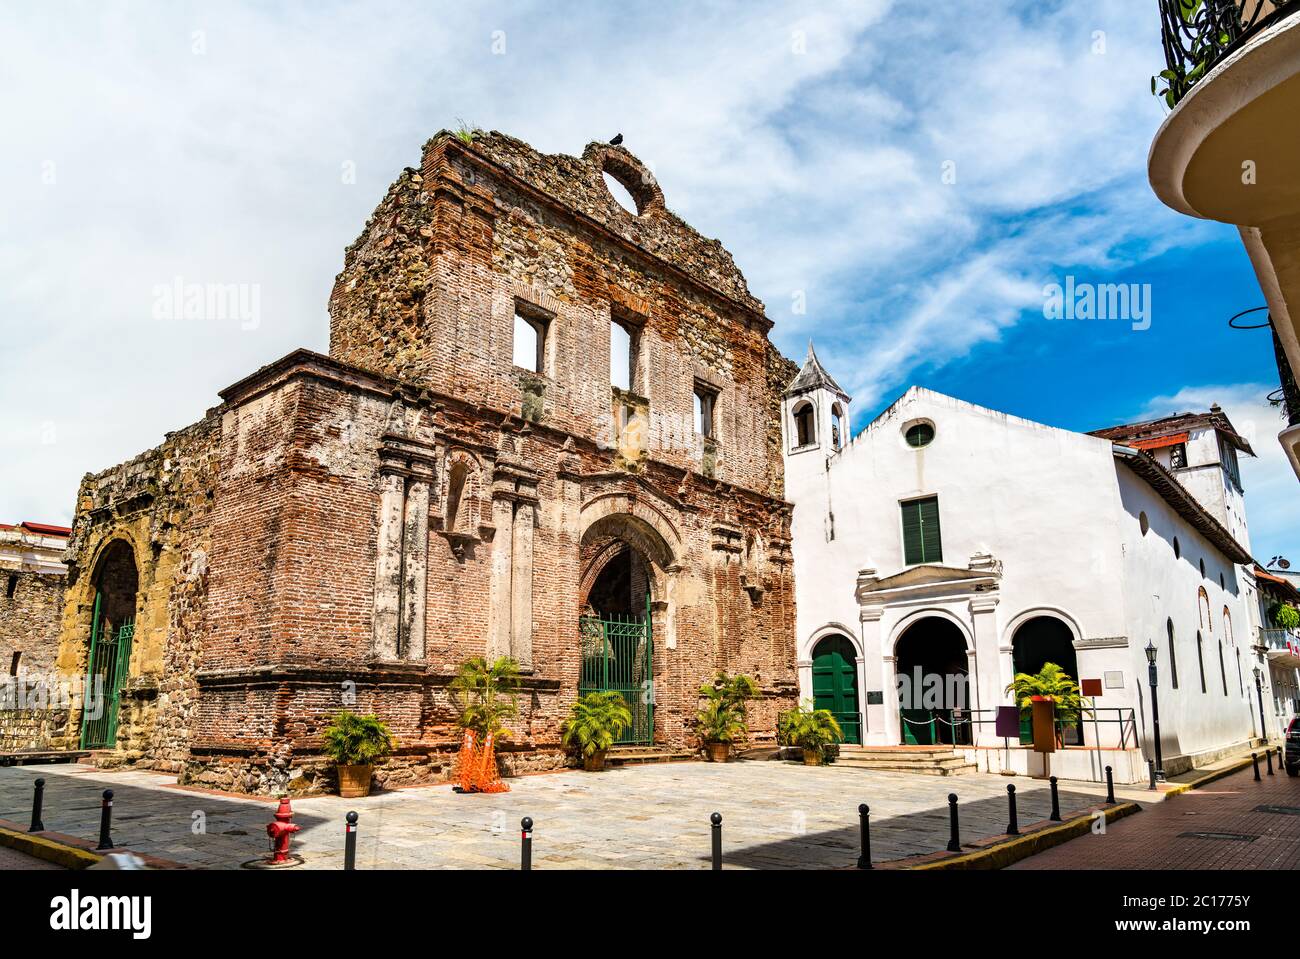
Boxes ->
[811,635,860,744]
[895,617,971,745]
[1011,615,1082,745]
[579,514,671,746]
[80,540,139,749]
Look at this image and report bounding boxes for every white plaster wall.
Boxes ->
[1114,467,1257,761]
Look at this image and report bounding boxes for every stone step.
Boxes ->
[833,757,979,776]
[839,749,962,762]
[606,748,696,766]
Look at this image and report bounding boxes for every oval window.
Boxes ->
[1139,511,1149,536]
[904,422,935,448]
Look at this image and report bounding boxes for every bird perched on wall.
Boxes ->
[609,133,623,145]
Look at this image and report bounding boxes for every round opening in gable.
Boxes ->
[603,171,640,215]
[903,420,935,449]
[1139,511,1149,536]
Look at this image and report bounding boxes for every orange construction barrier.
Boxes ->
[455,728,509,793]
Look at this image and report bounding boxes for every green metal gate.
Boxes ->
[578,595,653,745]
[79,594,135,750]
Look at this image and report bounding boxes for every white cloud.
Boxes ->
[0,0,1289,568]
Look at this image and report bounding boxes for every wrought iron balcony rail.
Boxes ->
[1156,0,1300,106]
[1258,627,1300,655]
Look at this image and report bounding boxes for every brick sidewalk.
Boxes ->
[1009,764,1300,869]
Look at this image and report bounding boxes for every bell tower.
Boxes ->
[783,341,851,462]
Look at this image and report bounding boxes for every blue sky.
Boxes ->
[0,0,1294,563]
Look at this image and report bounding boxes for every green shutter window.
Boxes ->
[901,496,942,565]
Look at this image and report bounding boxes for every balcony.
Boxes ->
[1150,1,1300,478]
[1258,627,1300,665]
[1156,1,1299,107]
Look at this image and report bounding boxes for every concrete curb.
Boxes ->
[0,825,103,870]
[1161,753,1258,797]
[893,802,1142,871]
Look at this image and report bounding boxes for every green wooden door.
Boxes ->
[811,635,860,745]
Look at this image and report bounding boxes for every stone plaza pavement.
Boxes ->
[0,759,1117,870]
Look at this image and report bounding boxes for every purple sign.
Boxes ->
[995,705,1020,738]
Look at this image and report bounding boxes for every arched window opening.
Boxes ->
[1166,618,1179,689]
[831,404,844,451]
[792,401,816,449]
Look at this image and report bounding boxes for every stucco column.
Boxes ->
[859,605,886,744]
[510,501,535,668]
[400,474,431,661]
[881,655,900,746]
[969,595,1001,746]
[372,472,406,661]
[487,495,515,661]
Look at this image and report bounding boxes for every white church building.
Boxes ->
[783,345,1272,781]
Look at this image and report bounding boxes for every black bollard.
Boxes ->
[946,793,961,852]
[1105,765,1116,805]
[521,816,533,871]
[29,778,45,833]
[1253,752,1261,781]
[1267,749,1275,776]
[1006,784,1020,836]
[96,789,114,850]
[710,812,722,870]
[1049,775,1062,821]
[856,804,871,869]
[1148,759,1157,791]
[344,811,358,871]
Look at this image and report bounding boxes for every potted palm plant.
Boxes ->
[450,655,521,740]
[696,672,758,761]
[1005,662,1085,747]
[562,690,633,771]
[321,710,395,798]
[780,703,843,766]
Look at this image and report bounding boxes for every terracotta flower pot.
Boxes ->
[583,750,608,772]
[801,748,822,766]
[704,741,730,763]
[337,764,373,798]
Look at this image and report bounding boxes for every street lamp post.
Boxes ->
[1253,665,1268,743]
[1145,641,1165,782]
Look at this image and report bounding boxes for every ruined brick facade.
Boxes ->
[1,523,70,750]
[50,131,800,793]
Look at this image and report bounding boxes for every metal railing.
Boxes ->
[900,706,1140,750]
[1156,0,1300,106]
[1259,627,1300,656]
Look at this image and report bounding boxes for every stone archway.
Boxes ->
[80,538,140,750]
[577,511,677,746]
[894,616,971,745]
[1010,614,1083,745]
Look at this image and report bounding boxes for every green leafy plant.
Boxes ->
[1150,0,1232,108]
[453,117,482,145]
[450,656,520,739]
[1269,601,1300,631]
[696,699,747,745]
[1005,662,1087,745]
[778,702,843,758]
[561,691,633,759]
[695,672,759,744]
[321,710,395,766]
[1005,662,1083,714]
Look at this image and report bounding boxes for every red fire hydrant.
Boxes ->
[265,796,301,865]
